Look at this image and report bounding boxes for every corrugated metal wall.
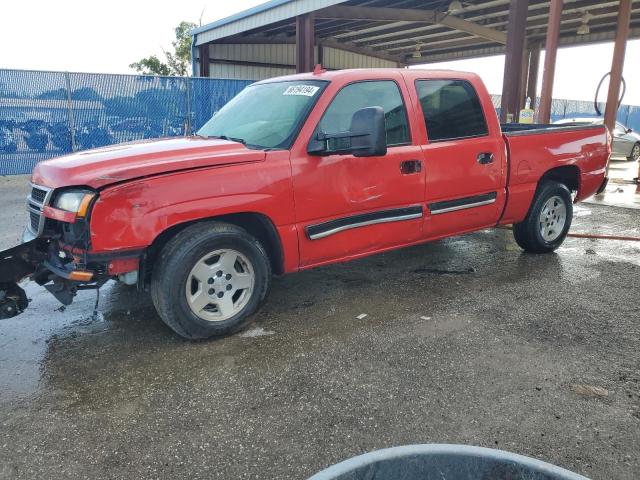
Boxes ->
[322,47,398,70]
[207,43,296,80]
[208,64,294,81]
[196,44,398,81]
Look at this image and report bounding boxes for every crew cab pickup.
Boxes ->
[0,69,610,339]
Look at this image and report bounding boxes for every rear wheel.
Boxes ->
[151,222,271,340]
[513,181,573,254]
[628,143,640,162]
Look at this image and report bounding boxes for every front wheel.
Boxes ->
[512,181,573,254]
[628,143,640,162]
[150,222,271,340]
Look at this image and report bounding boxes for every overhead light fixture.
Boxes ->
[577,11,593,35]
[448,0,463,13]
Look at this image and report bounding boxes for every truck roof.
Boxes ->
[255,68,482,85]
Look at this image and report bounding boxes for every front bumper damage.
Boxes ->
[2,183,144,320]
[0,238,109,319]
[0,239,46,318]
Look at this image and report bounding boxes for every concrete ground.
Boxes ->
[588,158,640,210]
[0,174,639,480]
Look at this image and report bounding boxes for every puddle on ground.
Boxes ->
[0,281,110,400]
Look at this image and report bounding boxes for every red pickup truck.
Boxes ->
[0,69,610,339]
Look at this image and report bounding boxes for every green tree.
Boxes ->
[130,21,197,76]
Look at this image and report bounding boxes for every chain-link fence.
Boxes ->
[1,68,639,175]
[0,69,251,175]
[490,94,640,127]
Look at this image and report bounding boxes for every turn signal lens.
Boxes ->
[68,270,93,282]
[76,194,95,217]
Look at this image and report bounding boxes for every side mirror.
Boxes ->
[308,106,387,157]
[626,128,633,134]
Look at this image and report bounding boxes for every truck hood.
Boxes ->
[31,137,266,189]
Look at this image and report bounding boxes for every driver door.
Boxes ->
[289,77,426,267]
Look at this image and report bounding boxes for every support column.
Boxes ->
[500,0,529,123]
[198,44,210,77]
[538,0,563,123]
[604,0,632,132]
[526,43,541,110]
[296,13,315,73]
[519,48,530,111]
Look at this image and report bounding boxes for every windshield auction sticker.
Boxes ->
[283,85,320,97]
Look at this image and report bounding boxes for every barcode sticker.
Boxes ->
[283,85,320,97]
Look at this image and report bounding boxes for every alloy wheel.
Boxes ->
[538,195,567,242]
[185,249,255,322]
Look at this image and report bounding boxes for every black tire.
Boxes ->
[150,221,271,340]
[512,181,573,254]
[627,142,640,162]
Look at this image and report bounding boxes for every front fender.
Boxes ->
[88,153,295,252]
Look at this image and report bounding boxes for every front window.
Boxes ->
[318,80,411,146]
[197,80,326,150]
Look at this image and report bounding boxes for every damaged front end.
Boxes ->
[0,184,117,320]
[0,237,110,319]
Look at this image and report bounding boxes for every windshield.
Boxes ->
[197,80,326,149]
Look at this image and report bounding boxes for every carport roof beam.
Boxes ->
[315,6,508,44]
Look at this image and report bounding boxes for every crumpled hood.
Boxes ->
[31,137,266,189]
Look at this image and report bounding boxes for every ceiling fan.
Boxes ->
[577,10,594,35]
[447,0,473,14]
[411,43,426,59]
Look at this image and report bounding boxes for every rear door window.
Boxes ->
[415,80,488,142]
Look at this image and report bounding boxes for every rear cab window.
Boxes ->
[415,79,488,142]
[317,80,411,147]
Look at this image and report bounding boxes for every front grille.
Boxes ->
[26,184,51,236]
[31,187,47,204]
[30,210,41,232]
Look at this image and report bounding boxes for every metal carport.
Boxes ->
[191,0,640,132]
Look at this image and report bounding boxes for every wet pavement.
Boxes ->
[587,159,640,210]
[1,175,639,480]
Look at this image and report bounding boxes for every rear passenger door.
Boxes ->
[414,79,506,237]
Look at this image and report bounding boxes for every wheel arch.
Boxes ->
[538,165,581,194]
[145,212,285,282]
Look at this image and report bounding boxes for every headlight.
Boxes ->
[54,190,95,217]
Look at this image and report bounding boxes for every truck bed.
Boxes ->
[498,122,609,225]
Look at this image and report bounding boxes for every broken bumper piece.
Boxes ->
[0,239,45,319]
[0,239,102,319]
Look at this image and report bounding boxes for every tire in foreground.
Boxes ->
[512,180,573,254]
[150,221,271,340]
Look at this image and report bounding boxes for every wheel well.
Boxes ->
[539,165,580,193]
[145,213,285,281]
